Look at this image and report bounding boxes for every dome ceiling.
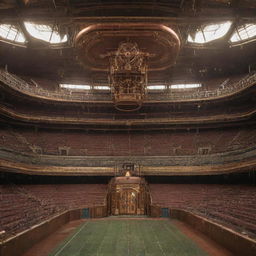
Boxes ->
[0,0,255,91]
[75,23,180,72]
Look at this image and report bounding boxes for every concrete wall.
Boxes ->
[0,205,108,256]
[0,209,81,256]
[170,209,256,256]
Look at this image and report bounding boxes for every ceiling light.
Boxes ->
[170,84,201,89]
[94,86,110,90]
[147,85,166,90]
[59,84,91,90]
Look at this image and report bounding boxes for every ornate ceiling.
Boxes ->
[0,0,255,82]
[0,0,255,128]
[75,23,180,72]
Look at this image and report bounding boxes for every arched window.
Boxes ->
[188,21,232,44]
[0,24,26,43]
[24,22,67,44]
[230,24,256,43]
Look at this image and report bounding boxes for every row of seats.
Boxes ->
[0,184,108,239]
[150,184,256,238]
[1,183,255,240]
[0,128,255,156]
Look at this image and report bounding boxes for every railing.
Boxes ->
[0,144,256,167]
[155,73,256,101]
[0,69,255,102]
[0,69,110,102]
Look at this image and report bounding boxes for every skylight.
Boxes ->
[170,84,201,89]
[147,85,166,90]
[59,84,91,90]
[24,22,67,44]
[230,24,256,43]
[0,24,26,43]
[188,21,232,44]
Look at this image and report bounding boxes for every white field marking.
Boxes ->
[96,221,111,256]
[149,221,167,256]
[135,220,147,255]
[53,221,89,256]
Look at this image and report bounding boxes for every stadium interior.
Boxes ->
[0,0,256,255]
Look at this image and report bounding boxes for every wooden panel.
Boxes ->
[90,206,107,218]
[150,205,161,217]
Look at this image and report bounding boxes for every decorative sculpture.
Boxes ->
[108,42,150,111]
[75,24,181,111]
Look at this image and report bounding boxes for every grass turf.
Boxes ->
[49,219,209,256]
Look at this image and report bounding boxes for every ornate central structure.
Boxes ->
[75,23,181,111]
[107,171,150,215]
[108,42,149,111]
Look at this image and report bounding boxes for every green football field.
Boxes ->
[49,219,208,256]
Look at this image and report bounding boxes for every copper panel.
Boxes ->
[75,23,180,72]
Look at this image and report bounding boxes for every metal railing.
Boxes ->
[0,69,255,102]
[0,145,255,167]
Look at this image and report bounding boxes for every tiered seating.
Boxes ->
[23,184,107,209]
[24,77,59,91]
[150,184,256,238]
[203,74,244,90]
[0,129,32,153]
[0,184,107,239]
[0,185,60,238]
[1,127,256,156]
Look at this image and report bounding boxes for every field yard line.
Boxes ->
[53,221,89,256]
[149,221,167,256]
[95,221,110,256]
[135,220,146,254]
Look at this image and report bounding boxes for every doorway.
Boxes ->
[119,189,137,215]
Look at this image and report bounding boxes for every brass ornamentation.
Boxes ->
[108,42,151,111]
[107,172,150,216]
